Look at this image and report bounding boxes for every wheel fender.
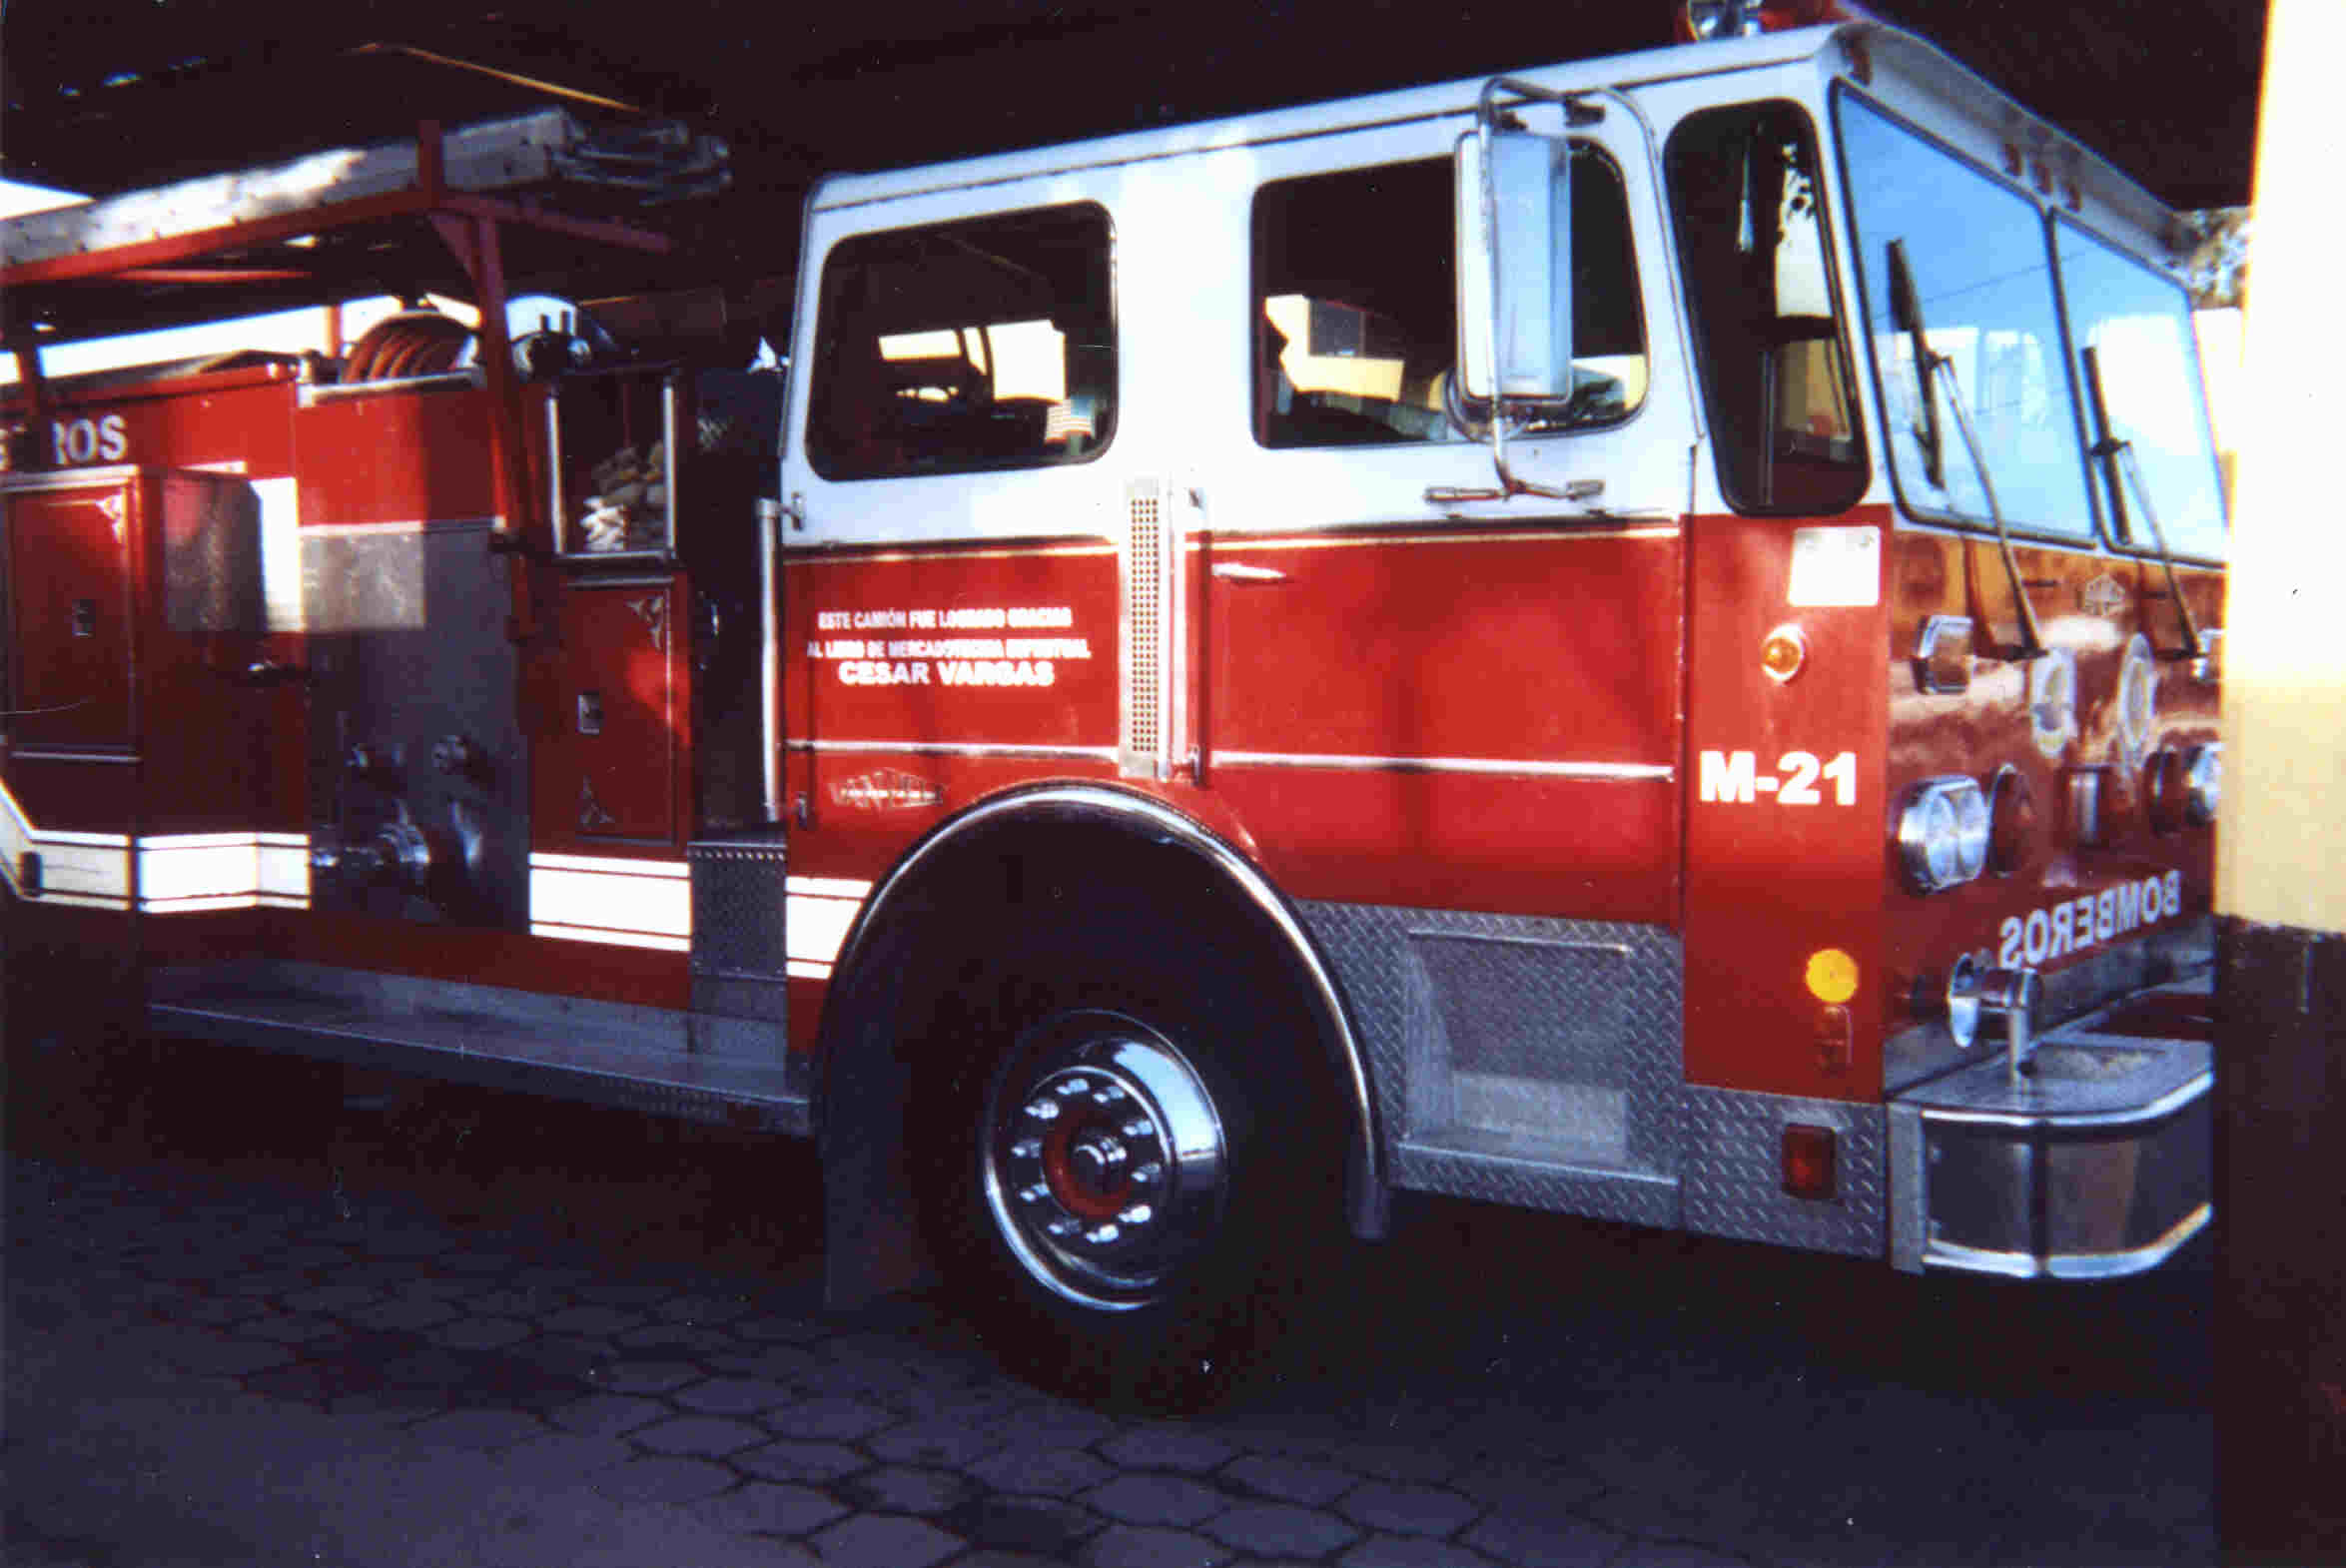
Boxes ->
[814,783,1387,1311]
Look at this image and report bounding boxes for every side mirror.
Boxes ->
[1455,130,1574,405]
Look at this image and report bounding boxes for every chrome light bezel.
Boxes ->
[2184,742,2221,825]
[1897,775,1990,893]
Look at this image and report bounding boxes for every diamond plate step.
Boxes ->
[1392,1132,1679,1227]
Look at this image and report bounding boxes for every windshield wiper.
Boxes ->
[2081,345,2206,663]
[1887,239,2046,661]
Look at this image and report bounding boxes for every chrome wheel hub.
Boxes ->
[981,1010,1227,1310]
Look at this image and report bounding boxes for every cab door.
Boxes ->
[1198,113,1693,925]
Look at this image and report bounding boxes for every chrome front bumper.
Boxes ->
[1887,977,2212,1279]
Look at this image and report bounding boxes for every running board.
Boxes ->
[147,962,811,1135]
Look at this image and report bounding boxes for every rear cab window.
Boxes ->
[807,203,1116,481]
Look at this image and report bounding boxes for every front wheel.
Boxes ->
[980,1009,1230,1315]
[915,911,1333,1408]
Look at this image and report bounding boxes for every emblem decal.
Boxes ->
[578,777,617,831]
[2078,573,2127,617]
[830,768,946,812]
[628,594,669,653]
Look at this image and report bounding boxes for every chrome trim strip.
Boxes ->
[294,517,500,537]
[1211,750,1674,781]
[790,542,1117,565]
[0,463,143,493]
[9,749,141,765]
[785,739,1121,762]
[2044,1204,2212,1279]
[1925,1202,2212,1281]
[1914,1069,2211,1131]
[299,369,484,403]
[1203,523,1681,550]
[760,496,783,824]
[830,783,1383,1232]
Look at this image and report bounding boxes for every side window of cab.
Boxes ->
[1250,150,1647,449]
[808,203,1116,481]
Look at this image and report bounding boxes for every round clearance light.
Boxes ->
[1897,775,1989,894]
[1760,624,1809,684]
[2185,742,2222,825]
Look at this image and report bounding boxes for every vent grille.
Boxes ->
[1122,480,1165,774]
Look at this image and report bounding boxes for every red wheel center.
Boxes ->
[1041,1117,1132,1220]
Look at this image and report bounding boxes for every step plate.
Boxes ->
[148,962,810,1135]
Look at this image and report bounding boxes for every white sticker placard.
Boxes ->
[1787,525,1882,607]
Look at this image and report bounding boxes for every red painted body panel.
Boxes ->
[1205,525,1682,766]
[1203,522,1683,919]
[295,382,500,526]
[1682,509,1892,1102]
[529,574,689,852]
[2,366,300,478]
[2,756,141,835]
[287,909,691,1010]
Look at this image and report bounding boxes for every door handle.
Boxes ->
[1210,562,1288,583]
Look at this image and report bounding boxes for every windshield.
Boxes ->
[1837,92,2092,538]
[2054,219,2227,561]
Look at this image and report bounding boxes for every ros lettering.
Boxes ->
[50,413,128,466]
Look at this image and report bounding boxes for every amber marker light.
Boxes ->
[1760,623,1809,683]
[1805,947,1859,1005]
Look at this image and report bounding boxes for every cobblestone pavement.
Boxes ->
[4,1048,2214,1568]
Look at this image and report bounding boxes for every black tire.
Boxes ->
[909,895,1337,1411]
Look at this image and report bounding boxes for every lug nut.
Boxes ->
[1024,1099,1061,1123]
[1092,1084,1126,1105]
[1084,1223,1121,1245]
[1118,1203,1155,1226]
[1131,1162,1163,1185]
[1056,1076,1091,1098]
[1046,1216,1081,1237]
[1011,1138,1042,1160]
[1122,1118,1154,1141]
[1019,1183,1049,1204]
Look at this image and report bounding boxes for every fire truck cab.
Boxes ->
[3,8,2224,1403]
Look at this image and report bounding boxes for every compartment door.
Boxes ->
[4,472,140,753]
[536,576,682,844]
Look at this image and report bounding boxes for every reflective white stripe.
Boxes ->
[527,855,691,948]
[785,875,876,899]
[784,876,871,969]
[786,895,862,966]
[23,891,131,912]
[530,923,692,954]
[530,852,690,879]
[257,837,312,901]
[141,840,267,901]
[2,781,315,909]
[22,828,132,848]
[135,833,315,909]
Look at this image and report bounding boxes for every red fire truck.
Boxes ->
[3,2,2224,1403]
